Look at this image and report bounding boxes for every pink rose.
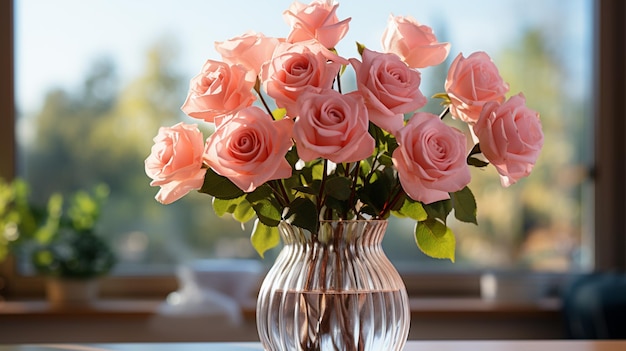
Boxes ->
[283,0,351,49]
[204,106,294,192]
[350,48,427,134]
[293,89,374,163]
[392,112,471,204]
[145,122,208,205]
[181,59,256,124]
[215,31,282,83]
[381,15,450,69]
[261,41,344,117]
[444,51,510,124]
[473,93,544,187]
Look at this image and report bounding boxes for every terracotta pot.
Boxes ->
[46,277,99,308]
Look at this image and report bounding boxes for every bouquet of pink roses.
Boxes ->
[145,0,543,261]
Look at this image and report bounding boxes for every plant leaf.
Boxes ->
[467,143,481,157]
[415,219,456,262]
[451,186,478,224]
[251,199,281,227]
[285,147,300,167]
[246,184,273,203]
[358,174,393,215]
[378,153,394,166]
[325,176,352,200]
[424,199,453,224]
[293,185,319,196]
[285,197,318,234]
[398,199,428,221]
[468,156,490,168]
[356,41,366,56]
[311,161,325,181]
[233,200,255,223]
[212,196,241,217]
[250,219,280,258]
[272,108,287,120]
[324,196,348,217]
[466,143,489,167]
[432,92,451,105]
[199,168,244,200]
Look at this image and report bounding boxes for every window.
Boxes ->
[2,0,625,298]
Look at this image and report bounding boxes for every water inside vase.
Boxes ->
[265,288,406,351]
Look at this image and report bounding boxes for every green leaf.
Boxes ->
[359,160,372,179]
[199,168,244,200]
[468,157,490,168]
[335,162,347,175]
[325,176,352,201]
[467,143,489,167]
[324,196,348,217]
[415,219,456,262]
[311,161,325,181]
[339,61,348,76]
[368,122,386,149]
[246,184,274,203]
[212,196,240,217]
[398,199,428,221]
[283,172,303,193]
[378,153,394,166]
[252,199,281,227]
[467,143,481,157]
[359,205,378,217]
[250,219,280,258]
[356,41,366,56]
[285,147,300,167]
[390,192,406,212]
[233,201,255,223]
[424,199,453,224]
[299,165,314,184]
[358,174,393,214]
[451,187,478,224]
[293,185,319,196]
[35,193,63,244]
[285,197,318,234]
[272,108,287,120]
[386,137,399,154]
[432,92,451,105]
[233,201,256,223]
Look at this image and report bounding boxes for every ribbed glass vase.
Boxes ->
[256,220,410,351]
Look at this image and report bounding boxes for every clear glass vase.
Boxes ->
[256,220,410,351]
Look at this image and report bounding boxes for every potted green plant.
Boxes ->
[0,178,38,262]
[33,225,116,307]
[1,179,115,307]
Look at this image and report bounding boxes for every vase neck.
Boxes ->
[278,220,388,247]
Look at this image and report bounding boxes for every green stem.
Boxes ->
[269,181,289,208]
[277,180,291,206]
[317,160,329,217]
[365,154,381,184]
[335,71,343,94]
[254,84,275,120]
[379,183,404,219]
[347,161,360,218]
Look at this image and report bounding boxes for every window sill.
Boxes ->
[0,296,561,318]
[0,297,564,342]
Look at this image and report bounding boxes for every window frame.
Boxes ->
[1,0,625,300]
[593,0,626,272]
